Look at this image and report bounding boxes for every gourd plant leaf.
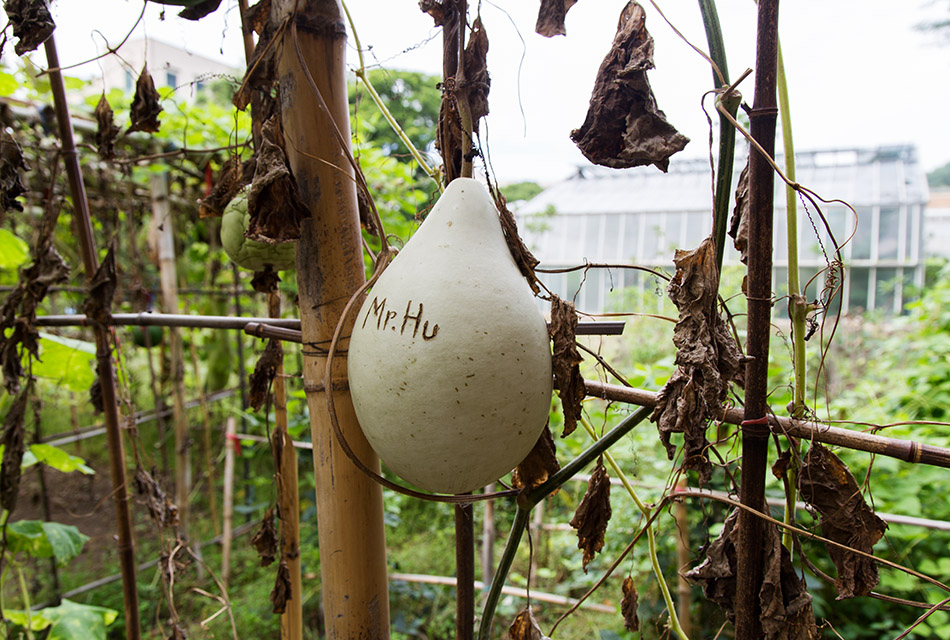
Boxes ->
[6,520,89,566]
[621,576,640,632]
[24,443,95,475]
[32,333,96,393]
[0,228,29,270]
[569,456,612,571]
[38,599,118,640]
[536,0,579,37]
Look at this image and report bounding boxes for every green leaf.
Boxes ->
[6,520,88,564]
[0,70,19,97]
[0,229,30,270]
[1,608,52,631]
[26,444,95,475]
[38,599,118,640]
[33,333,96,392]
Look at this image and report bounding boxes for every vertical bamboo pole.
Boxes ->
[43,35,141,640]
[221,416,237,587]
[188,336,221,536]
[274,1,390,635]
[268,292,303,640]
[673,478,692,638]
[481,483,496,585]
[456,500,475,640]
[151,172,190,535]
[735,1,779,638]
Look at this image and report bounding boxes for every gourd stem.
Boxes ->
[476,505,530,640]
[16,564,36,640]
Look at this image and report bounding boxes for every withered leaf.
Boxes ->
[512,424,560,491]
[94,93,121,160]
[177,0,222,20]
[1,387,29,513]
[128,66,163,134]
[89,377,103,414]
[491,185,541,295]
[798,443,887,599]
[81,247,117,326]
[550,295,584,438]
[244,0,271,35]
[536,0,579,38]
[271,559,292,614]
[650,236,744,484]
[418,0,454,27]
[570,1,689,171]
[507,606,550,640]
[685,509,818,639]
[463,18,490,125]
[134,467,179,528]
[233,4,277,112]
[246,116,309,243]
[4,0,55,55]
[198,156,253,218]
[248,339,282,411]
[1,129,29,213]
[729,160,750,265]
[250,266,280,294]
[570,457,612,571]
[251,507,279,567]
[437,85,463,183]
[621,576,640,632]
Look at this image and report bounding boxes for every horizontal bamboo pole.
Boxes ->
[583,380,950,469]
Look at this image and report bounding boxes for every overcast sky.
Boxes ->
[36,1,950,185]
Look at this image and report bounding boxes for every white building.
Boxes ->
[518,145,930,315]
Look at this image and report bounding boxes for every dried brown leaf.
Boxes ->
[463,18,490,124]
[249,339,282,411]
[246,116,310,242]
[251,507,279,567]
[491,185,541,295]
[508,606,550,640]
[1,387,29,512]
[729,160,750,264]
[198,156,253,218]
[89,377,103,414]
[650,236,744,483]
[570,1,688,170]
[128,66,163,134]
[536,0,579,38]
[134,467,179,528]
[419,0,454,27]
[1,129,29,212]
[685,509,818,639]
[512,424,560,490]
[244,0,271,35]
[250,267,281,294]
[81,247,117,325]
[4,0,55,55]
[550,296,584,437]
[270,559,292,614]
[177,0,222,20]
[570,457,612,571]
[621,576,640,632]
[94,93,121,160]
[798,443,887,599]
[233,5,277,112]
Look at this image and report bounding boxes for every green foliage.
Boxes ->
[0,228,30,270]
[22,443,95,475]
[928,161,950,187]
[4,599,119,640]
[350,69,441,156]
[32,333,97,392]
[6,520,89,566]
[502,181,543,203]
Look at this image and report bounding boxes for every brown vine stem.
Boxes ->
[43,34,141,640]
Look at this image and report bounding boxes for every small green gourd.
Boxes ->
[220,193,296,272]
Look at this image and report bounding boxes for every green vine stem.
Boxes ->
[16,564,36,640]
[777,38,806,552]
[698,0,740,275]
[579,416,688,640]
[340,1,442,189]
[476,406,652,640]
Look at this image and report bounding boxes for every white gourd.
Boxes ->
[348,178,553,494]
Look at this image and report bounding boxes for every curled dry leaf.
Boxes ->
[177,0,222,20]
[271,559,292,614]
[570,1,689,171]
[128,66,163,134]
[4,0,55,55]
[650,236,744,484]
[621,576,640,632]
[490,185,542,295]
[798,443,887,599]
[134,467,179,528]
[511,423,560,491]
[81,247,117,326]
[570,457,612,571]
[0,387,29,512]
[233,0,276,112]
[1,129,29,213]
[94,93,121,160]
[508,606,551,640]
[89,377,103,414]
[249,339,282,412]
[250,266,281,295]
[463,18,490,125]
[550,296,584,438]
[198,156,254,218]
[251,507,279,567]
[536,0,579,38]
[246,116,310,243]
[729,160,751,265]
[685,509,818,639]
[419,0,454,27]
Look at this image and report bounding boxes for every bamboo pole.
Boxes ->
[735,1,780,637]
[188,333,221,536]
[274,1,390,635]
[481,483,495,586]
[221,416,237,587]
[673,477,693,638]
[151,172,191,535]
[43,34,141,640]
[143,323,170,476]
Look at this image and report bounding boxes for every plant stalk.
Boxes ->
[16,564,36,640]
[455,499,475,640]
[735,1,780,638]
[43,34,141,640]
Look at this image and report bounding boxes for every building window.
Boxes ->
[166,71,177,88]
[125,70,133,92]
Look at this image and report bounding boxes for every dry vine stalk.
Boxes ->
[651,236,745,483]
[571,0,689,170]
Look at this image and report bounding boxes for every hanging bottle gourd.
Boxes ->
[348,178,553,494]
